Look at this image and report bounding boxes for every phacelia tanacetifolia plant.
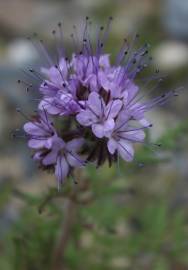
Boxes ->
[18,17,178,187]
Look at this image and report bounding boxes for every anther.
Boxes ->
[132,59,137,64]
[16,107,21,113]
[156,143,162,147]
[142,50,148,56]
[11,132,16,139]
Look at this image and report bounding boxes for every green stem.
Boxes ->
[51,186,78,270]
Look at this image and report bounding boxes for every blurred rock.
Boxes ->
[153,41,188,71]
[112,0,157,35]
[6,39,38,66]
[111,257,130,269]
[0,0,88,38]
[0,156,24,181]
[163,0,188,39]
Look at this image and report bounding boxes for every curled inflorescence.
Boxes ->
[19,17,178,187]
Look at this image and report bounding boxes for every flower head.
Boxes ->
[20,17,178,187]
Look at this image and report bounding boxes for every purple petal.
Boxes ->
[67,152,84,167]
[115,110,131,130]
[117,140,134,162]
[39,98,61,115]
[103,119,115,137]
[76,110,97,126]
[87,92,103,116]
[51,136,66,150]
[59,58,68,78]
[44,137,54,149]
[87,75,99,92]
[99,54,110,68]
[66,138,84,151]
[55,155,69,184]
[121,130,145,142]
[41,66,62,86]
[98,70,112,92]
[139,118,150,127]
[126,81,139,103]
[92,123,104,138]
[107,138,117,154]
[105,99,122,119]
[28,139,46,149]
[39,81,59,97]
[42,150,58,165]
[24,122,46,136]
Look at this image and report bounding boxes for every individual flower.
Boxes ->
[39,92,80,116]
[23,110,56,149]
[76,92,122,138]
[54,138,85,185]
[106,111,146,162]
[71,54,110,91]
[41,58,68,89]
[40,137,85,185]
[24,110,84,186]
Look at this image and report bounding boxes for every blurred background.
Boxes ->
[0,0,188,269]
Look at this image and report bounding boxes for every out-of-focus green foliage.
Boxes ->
[0,121,188,270]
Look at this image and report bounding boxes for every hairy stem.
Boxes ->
[51,187,78,270]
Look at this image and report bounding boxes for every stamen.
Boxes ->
[98,16,113,55]
[28,68,44,82]
[52,29,60,64]
[17,79,33,92]
[57,21,65,57]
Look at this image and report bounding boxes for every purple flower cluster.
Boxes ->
[22,17,177,186]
